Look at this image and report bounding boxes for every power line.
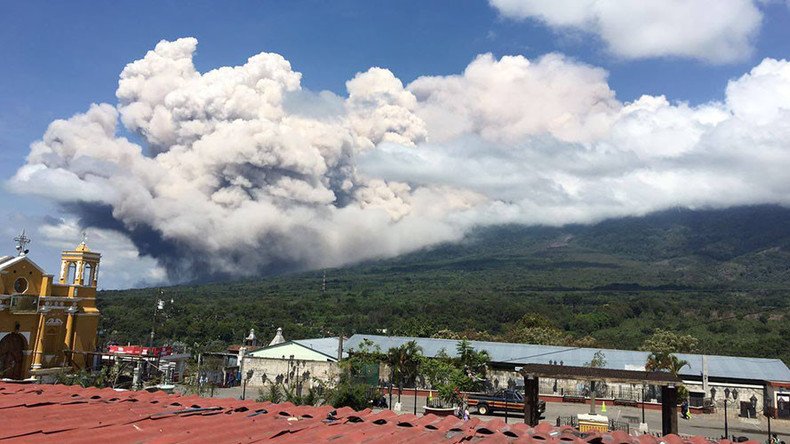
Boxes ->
[499,347,583,364]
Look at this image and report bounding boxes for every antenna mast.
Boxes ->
[14,229,31,256]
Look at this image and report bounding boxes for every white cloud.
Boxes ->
[362,55,790,226]
[409,53,619,144]
[488,0,763,63]
[9,38,790,285]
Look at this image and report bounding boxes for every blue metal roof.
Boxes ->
[293,337,347,360]
[345,334,790,383]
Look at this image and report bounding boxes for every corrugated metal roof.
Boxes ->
[0,382,756,443]
[345,335,790,382]
[247,338,346,361]
[293,337,347,360]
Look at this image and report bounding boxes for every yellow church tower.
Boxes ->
[0,231,101,380]
[59,238,101,287]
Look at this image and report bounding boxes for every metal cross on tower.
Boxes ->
[14,229,31,256]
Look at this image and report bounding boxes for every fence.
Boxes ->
[556,416,629,434]
[557,416,578,428]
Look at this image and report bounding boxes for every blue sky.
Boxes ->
[2,1,790,288]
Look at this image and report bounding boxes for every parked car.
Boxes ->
[467,389,546,416]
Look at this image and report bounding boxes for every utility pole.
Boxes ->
[149,289,164,347]
[196,352,202,395]
[413,386,418,415]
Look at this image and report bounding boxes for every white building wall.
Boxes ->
[243,355,339,388]
[249,342,337,362]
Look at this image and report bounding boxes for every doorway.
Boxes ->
[0,332,27,379]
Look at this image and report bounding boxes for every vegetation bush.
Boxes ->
[328,383,369,411]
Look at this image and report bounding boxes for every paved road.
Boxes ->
[203,387,790,441]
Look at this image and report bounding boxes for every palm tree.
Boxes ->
[645,352,690,400]
[645,352,688,376]
[645,351,670,372]
[666,355,689,376]
[386,341,423,402]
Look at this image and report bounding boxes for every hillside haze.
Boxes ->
[98,205,790,364]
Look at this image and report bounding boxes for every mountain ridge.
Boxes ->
[98,205,790,364]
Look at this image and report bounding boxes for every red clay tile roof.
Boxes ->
[0,382,758,443]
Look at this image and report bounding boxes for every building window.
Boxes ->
[66,263,76,284]
[10,295,39,313]
[13,277,28,294]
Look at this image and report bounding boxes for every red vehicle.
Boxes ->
[108,345,173,357]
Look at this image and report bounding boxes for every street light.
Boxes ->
[723,388,730,439]
[641,384,646,424]
[242,369,254,400]
[722,388,738,439]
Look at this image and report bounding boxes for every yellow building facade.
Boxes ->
[0,240,100,380]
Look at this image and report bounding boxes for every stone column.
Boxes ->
[63,312,75,365]
[31,313,47,369]
[661,385,679,436]
[92,263,99,286]
[523,374,540,426]
[59,261,68,283]
[76,260,84,285]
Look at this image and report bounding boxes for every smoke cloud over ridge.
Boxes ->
[10,38,790,283]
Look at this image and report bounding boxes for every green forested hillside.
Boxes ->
[98,205,790,364]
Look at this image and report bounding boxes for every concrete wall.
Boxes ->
[488,367,768,416]
[242,355,339,389]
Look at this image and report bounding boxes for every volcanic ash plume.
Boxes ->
[11,38,790,284]
[10,38,474,281]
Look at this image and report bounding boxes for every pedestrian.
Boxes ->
[681,399,690,420]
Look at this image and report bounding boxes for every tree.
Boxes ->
[419,349,455,389]
[640,329,699,354]
[584,351,608,397]
[665,355,689,375]
[585,351,607,368]
[645,351,670,372]
[645,352,690,399]
[504,326,572,346]
[328,382,369,411]
[456,340,488,379]
[386,341,423,402]
[342,339,383,385]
